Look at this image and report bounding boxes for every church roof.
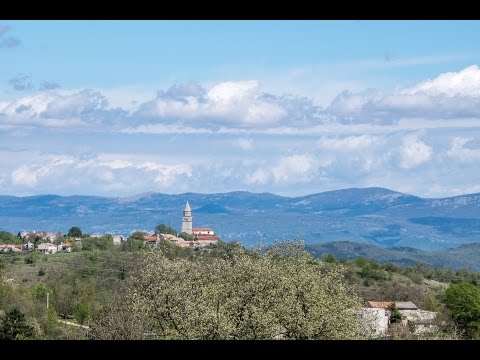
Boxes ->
[196,235,219,241]
[184,201,191,212]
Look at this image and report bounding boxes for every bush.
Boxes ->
[74,303,90,325]
[31,282,50,300]
[323,253,336,263]
[25,252,40,264]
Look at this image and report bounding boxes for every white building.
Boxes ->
[192,227,215,235]
[58,242,72,253]
[37,243,58,254]
[23,242,35,251]
[357,308,390,336]
[112,235,124,245]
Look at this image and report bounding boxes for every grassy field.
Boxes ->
[1,252,83,285]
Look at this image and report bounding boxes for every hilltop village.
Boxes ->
[0,201,218,254]
[144,201,219,249]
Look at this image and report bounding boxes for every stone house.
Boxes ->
[363,301,437,335]
[0,244,22,253]
[37,243,58,254]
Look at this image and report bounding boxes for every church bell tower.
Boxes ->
[181,201,193,234]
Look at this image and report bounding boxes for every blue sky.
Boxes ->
[1,20,480,197]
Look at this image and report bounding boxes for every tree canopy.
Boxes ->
[82,235,114,251]
[0,231,21,245]
[67,226,83,238]
[91,241,361,339]
[155,224,177,236]
[178,232,194,241]
[444,282,480,338]
[123,232,148,252]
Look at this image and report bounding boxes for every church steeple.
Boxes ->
[181,201,193,234]
[184,201,191,213]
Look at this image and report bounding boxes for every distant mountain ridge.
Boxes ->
[1,187,480,252]
[306,241,480,272]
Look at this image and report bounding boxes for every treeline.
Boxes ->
[323,254,480,286]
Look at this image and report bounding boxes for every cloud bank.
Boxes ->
[1,65,480,197]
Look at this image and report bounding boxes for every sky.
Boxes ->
[1,20,480,198]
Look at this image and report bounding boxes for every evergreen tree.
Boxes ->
[0,308,34,340]
[387,302,404,324]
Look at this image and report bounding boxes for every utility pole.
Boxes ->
[46,292,49,309]
[258,233,265,253]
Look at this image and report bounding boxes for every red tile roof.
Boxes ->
[143,235,157,242]
[367,301,393,309]
[196,235,219,241]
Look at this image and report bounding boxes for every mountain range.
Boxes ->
[306,241,480,272]
[1,187,480,255]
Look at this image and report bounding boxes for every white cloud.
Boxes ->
[41,89,107,118]
[207,80,258,102]
[76,157,133,170]
[272,155,315,184]
[10,155,75,187]
[317,134,381,151]
[3,66,480,135]
[447,137,480,163]
[135,81,287,126]
[11,165,37,187]
[326,90,380,119]
[0,89,125,130]
[76,155,192,186]
[6,152,192,194]
[136,161,192,186]
[121,124,213,135]
[400,136,432,169]
[244,101,286,125]
[402,65,480,97]
[245,169,269,185]
[327,65,480,122]
[2,66,480,198]
[235,138,254,150]
[96,86,157,111]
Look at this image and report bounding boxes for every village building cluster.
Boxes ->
[144,201,219,249]
[1,200,218,254]
[1,229,74,254]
